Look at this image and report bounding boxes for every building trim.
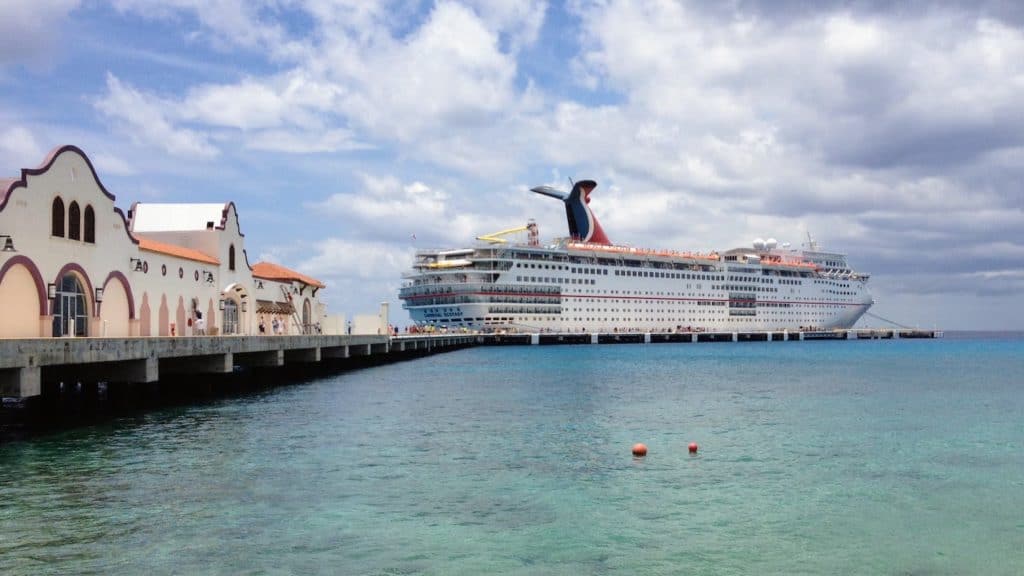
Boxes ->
[1,145,139,246]
[52,262,96,317]
[101,270,137,320]
[0,255,48,316]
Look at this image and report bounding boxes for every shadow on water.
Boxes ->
[0,348,456,443]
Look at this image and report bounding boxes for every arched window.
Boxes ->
[229,244,236,271]
[68,201,81,241]
[84,205,96,243]
[52,197,65,237]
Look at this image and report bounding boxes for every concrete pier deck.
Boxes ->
[0,334,475,399]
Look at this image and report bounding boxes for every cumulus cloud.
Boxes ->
[300,237,412,281]
[317,174,449,223]
[296,237,414,315]
[94,73,220,159]
[18,0,1023,325]
[559,2,1024,239]
[328,2,520,142]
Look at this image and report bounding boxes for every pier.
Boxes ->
[0,333,475,399]
[1,328,940,399]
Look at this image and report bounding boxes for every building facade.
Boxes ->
[0,145,326,338]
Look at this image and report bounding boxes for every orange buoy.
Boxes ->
[688,442,699,454]
[632,443,648,457]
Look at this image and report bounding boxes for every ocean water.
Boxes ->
[1,334,1022,575]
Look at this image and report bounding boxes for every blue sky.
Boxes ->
[2,0,1023,330]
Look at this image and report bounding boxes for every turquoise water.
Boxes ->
[2,335,1023,575]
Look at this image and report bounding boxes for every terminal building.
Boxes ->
[0,145,327,338]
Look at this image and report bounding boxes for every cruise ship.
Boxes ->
[399,180,873,332]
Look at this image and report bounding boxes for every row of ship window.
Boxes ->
[407,290,856,307]
[424,307,841,325]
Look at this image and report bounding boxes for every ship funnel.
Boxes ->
[530,179,610,245]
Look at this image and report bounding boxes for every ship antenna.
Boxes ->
[805,231,819,251]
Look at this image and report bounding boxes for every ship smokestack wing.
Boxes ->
[530,179,611,245]
[530,185,569,200]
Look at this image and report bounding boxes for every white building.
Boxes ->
[0,145,327,338]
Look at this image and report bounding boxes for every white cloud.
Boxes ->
[94,73,219,159]
[328,2,520,142]
[181,79,292,131]
[300,237,412,281]
[460,0,548,51]
[0,126,45,172]
[0,0,80,68]
[85,2,537,172]
[181,72,345,130]
[91,152,137,176]
[245,128,370,154]
[15,0,1023,325]
[108,0,307,61]
[316,174,450,226]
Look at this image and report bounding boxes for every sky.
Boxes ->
[1,0,1022,330]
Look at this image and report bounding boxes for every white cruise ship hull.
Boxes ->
[400,243,872,333]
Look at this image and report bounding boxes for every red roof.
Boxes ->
[138,237,220,264]
[252,261,325,288]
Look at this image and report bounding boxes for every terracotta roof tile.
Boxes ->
[138,237,220,265]
[252,261,326,288]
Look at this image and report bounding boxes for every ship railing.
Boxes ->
[566,241,722,261]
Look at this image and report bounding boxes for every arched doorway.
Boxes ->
[220,283,249,335]
[98,276,132,337]
[223,299,239,334]
[302,299,312,334]
[52,274,89,336]
[0,257,46,338]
